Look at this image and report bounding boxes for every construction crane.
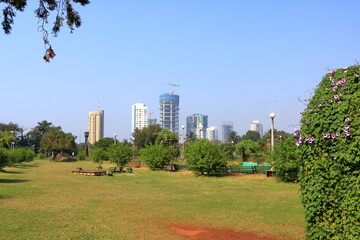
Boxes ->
[160,82,181,94]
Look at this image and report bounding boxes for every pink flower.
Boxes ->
[333,156,338,159]
[345,118,350,122]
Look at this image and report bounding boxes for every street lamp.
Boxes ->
[114,133,117,145]
[269,112,276,151]
[181,125,185,159]
[84,131,89,156]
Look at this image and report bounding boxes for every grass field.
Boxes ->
[0,160,305,239]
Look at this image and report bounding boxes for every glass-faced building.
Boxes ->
[186,113,208,139]
[159,93,179,134]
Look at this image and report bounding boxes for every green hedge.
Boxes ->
[297,65,360,239]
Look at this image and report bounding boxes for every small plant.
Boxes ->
[37,153,47,159]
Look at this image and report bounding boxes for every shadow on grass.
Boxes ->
[1,171,23,174]
[0,179,31,184]
[13,162,40,169]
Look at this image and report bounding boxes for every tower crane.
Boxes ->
[160,82,181,94]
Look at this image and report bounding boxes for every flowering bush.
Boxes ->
[297,65,360,239]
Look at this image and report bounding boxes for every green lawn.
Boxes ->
[0,160,305,239]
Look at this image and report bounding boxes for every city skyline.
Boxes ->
[1,1,359,142]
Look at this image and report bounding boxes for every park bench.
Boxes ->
[230,165,256,174]
[254,165,271,174]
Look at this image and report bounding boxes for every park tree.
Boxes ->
[107,143,133,167]
[40,128,76,160]
[27,120,60,153]
[140,144,175,170]
[1,0,90,61]
[235,140,259,162]
[226,131,241,144]
[132,124,162,150]
[185,139,227,175]
[241,130,260,142]
[89,147,107,167]
[156,129,179,147]
[0,148,9,171]
[296,65,360,239]
[93,138,115,150]
[185,131,197,143]
[262,129,291,143]
[219,143,235,160]
[0,131,16,149]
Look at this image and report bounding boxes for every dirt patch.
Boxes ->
[170,225,294,240]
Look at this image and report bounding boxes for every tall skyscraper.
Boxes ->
[131,103,148,134]
[206,126,218,141]
[88,110,104,144]
[222,122,233,142]
[186,113,208,139]
[250,120,264,137]
[159,93,179,134]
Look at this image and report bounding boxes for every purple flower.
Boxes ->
[345,132,351,136]
[343,86,348,89]
[337,101,342,104]
[336,133,341,137]
[317,104,322,107]
[354,74,359,77]
[331,82,335,86]
[343,67,348,70]
[331,135,336,139]
[293,130,299,136]
[333,156,338,159]
[328,99,333,103]
[334,95,339,99]
[306,121,310,124]
[344,125,350,129]
[332,86,338,91]
[345,118,350,122]
[323,133,330,138]
[344,70,348,73]
[308,109,313,112]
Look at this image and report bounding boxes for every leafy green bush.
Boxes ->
[185,139,227,175]
[7,148,35,164]
[140,144,175,170]
[77,150,86,160]
[108,143,133,167]
[297,65,360,239]
[37,153,47,159]
[0,147,9,171]
[90,147,107,166]
[235,140,259,162]
[273,137,300,182]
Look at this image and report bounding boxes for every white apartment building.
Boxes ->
[88,110,104,144]
[131,103,148,134]
[250,120,263,137]
[206,126,218,141]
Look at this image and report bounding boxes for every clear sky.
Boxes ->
[1,0,359,142]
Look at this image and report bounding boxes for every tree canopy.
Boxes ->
[107,143,133,167]
[1,0,90,61]
[132,124,162,151]
[40,128,76,160]
[242,130,260,142]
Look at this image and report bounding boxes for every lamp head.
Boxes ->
[269,112,276,119]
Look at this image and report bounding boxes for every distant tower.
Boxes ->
[159,93,180,134]
[131,103,148,134]
[222,122,233,142]
[88,110,104,144]
[186,114,208,139]
[250,120,263,137]
[206,126,218,141]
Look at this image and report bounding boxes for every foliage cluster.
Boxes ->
[0,147,35,170]
[273,137,300,182]
[140,143,176,170]
[40,128,76,160]
[185,139,227,175]
[297,65,360,239]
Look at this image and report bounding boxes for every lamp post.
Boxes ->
[269,113,276,151]
[84,131,89,156]
[114,133,117,146]
[181,125,185,159]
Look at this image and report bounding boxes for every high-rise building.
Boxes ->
[131,103,148,134]
[206,126,218,141]
[222,122,233,142]
[250,120,263,137]
[88,110,104,144]
[159,93,179,134]
[186,113,208,139]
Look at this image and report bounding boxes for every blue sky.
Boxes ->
[1,0,359,142]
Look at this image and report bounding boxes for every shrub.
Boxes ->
[108,143,133,167]
[37,153,47,159]
[273,137,300,182]
[296,65,360,239]
[0,147,9,171]
[8,148,35,164]
[77,150,86,160]
[185,139,227,175]
[90,147,107,166]
[140,144,175,170]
